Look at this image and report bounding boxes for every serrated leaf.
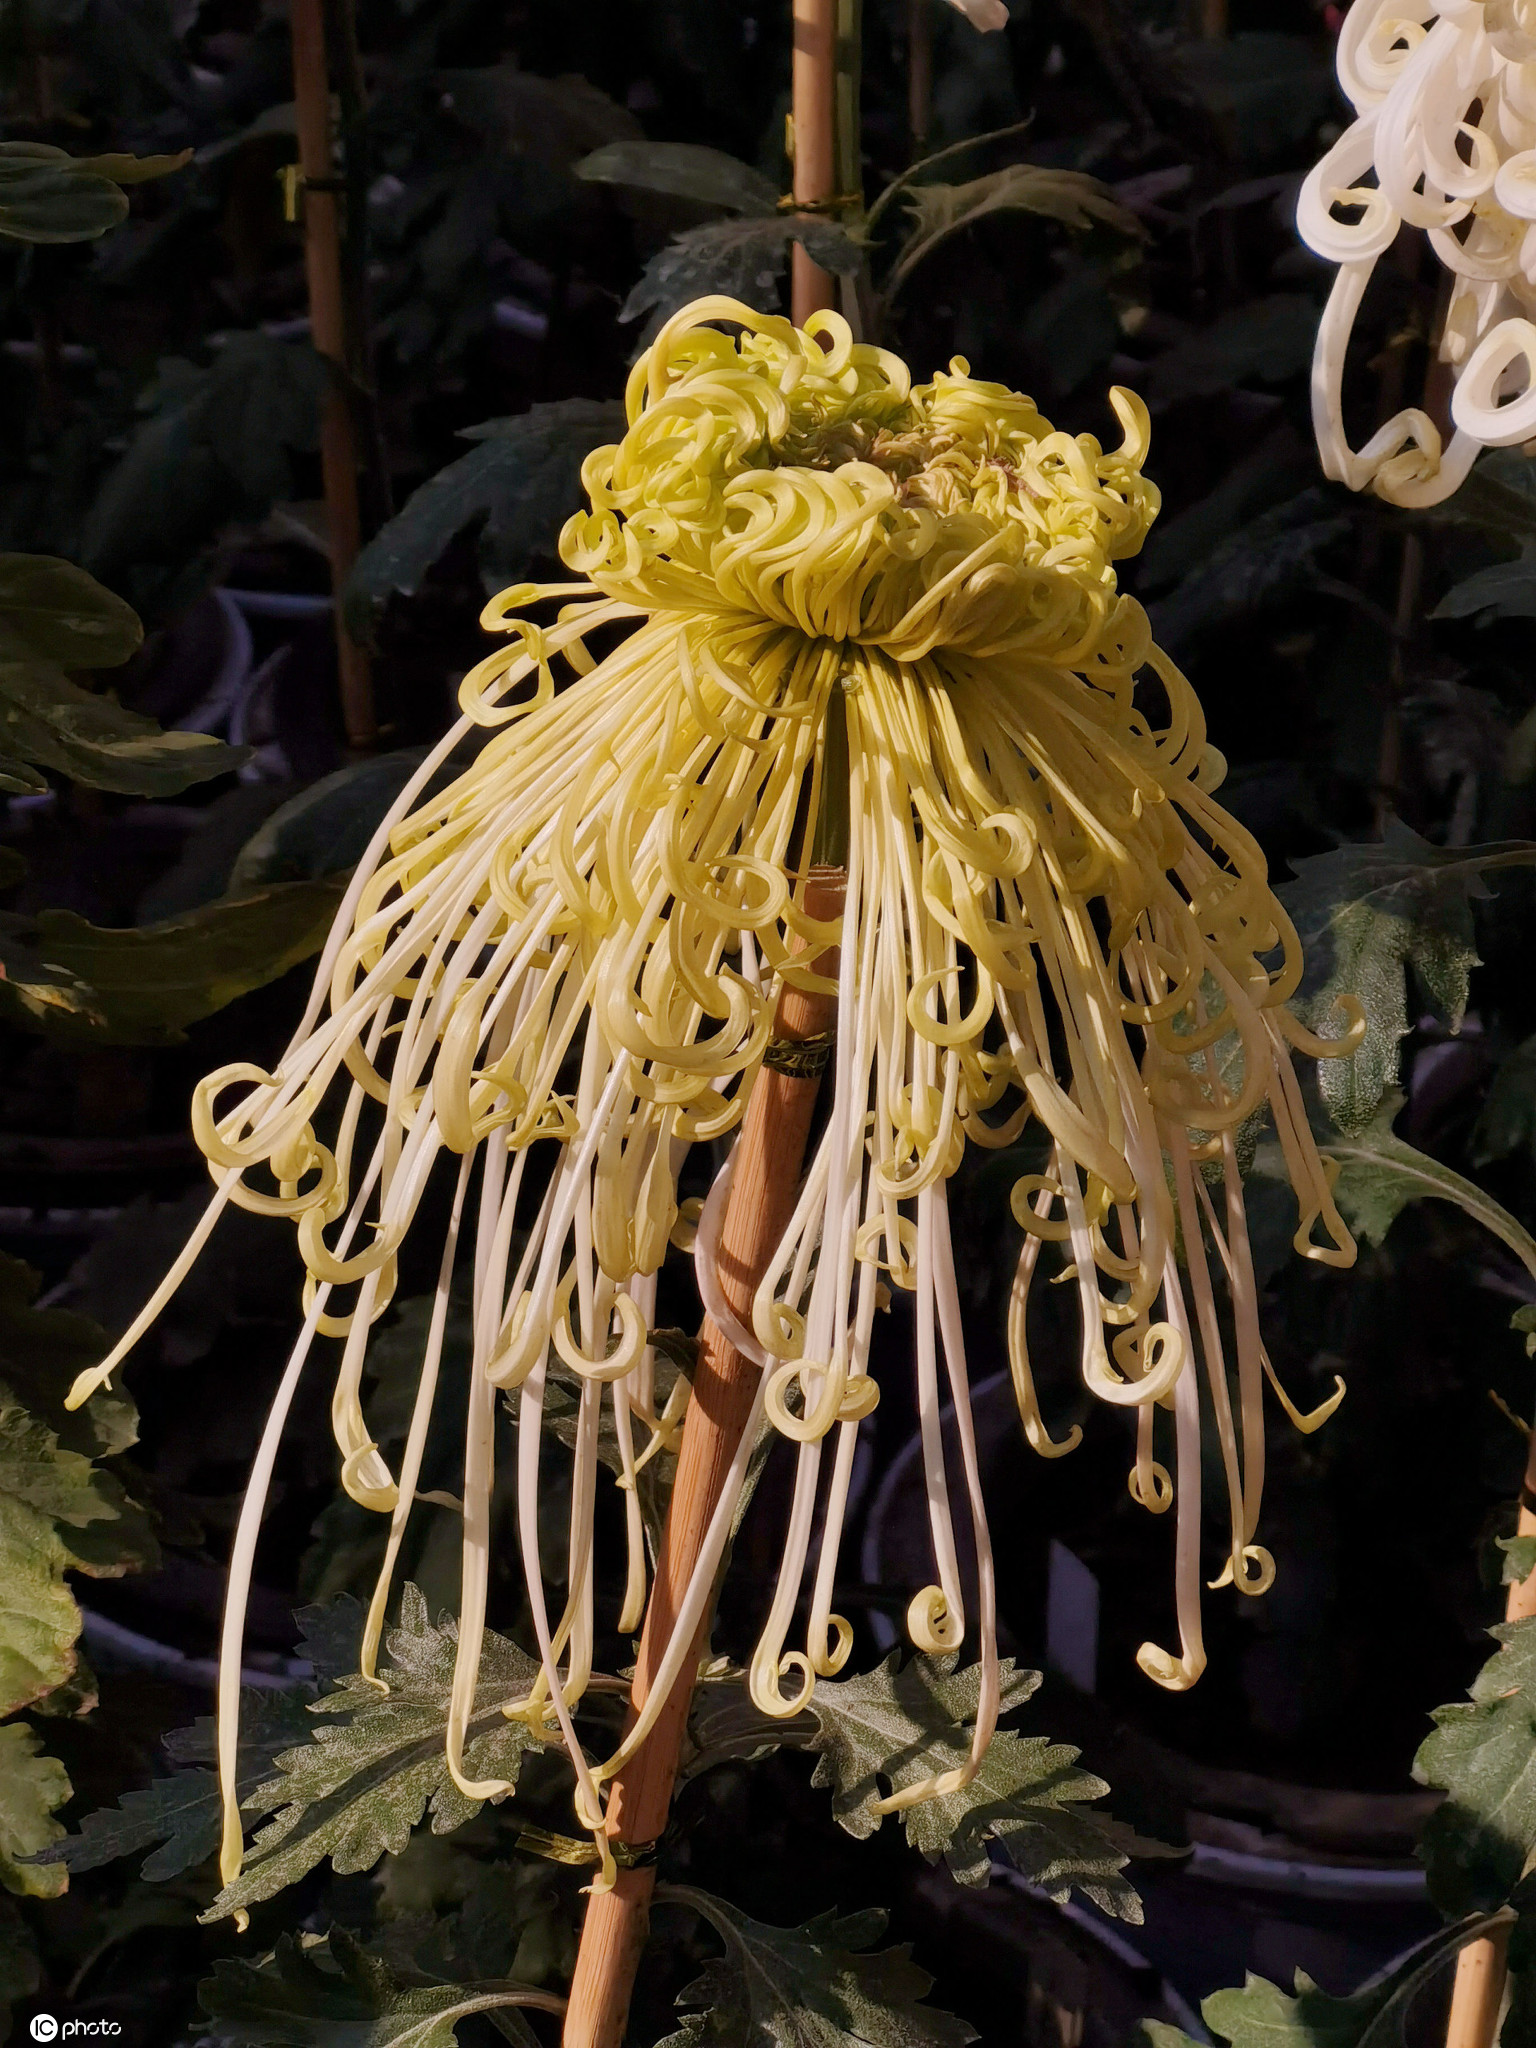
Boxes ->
[620,218,864,348]
[1179,1914,1511,2048]
[198,1928,548,2047]
[0,1493,78,1718]
[1277,822,1536,1135]
[806,1654,1151,1917]
[1433,557,1536,624]
[0,146,128,243]
[344,401,624,637]
[1140,296,1318,411]
[203,1585,545,1921]
[1148,491,1348,651]
[1499,1538,1536,1587]
[0,876,347,1044]
[0,658,246,796]
[47,1688,316,1881]
[888,164,1139,298]
[0,554,143,668]
[656,1887,976,2048]
[79,335,326,587]
[0,1722,70,1898]
[576,141,777,215]
[1417,1617,1536,1914]
[1293,1094,1536,1280]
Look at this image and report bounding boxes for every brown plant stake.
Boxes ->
[289,0,376,752]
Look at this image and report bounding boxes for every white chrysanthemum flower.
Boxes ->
[1300,0,1536,504]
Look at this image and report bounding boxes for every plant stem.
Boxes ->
[559,871,848,2048]
[289,0,376,752]
[1442,1413,1536,2048]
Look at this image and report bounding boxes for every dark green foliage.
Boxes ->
[344,401,626,638]
[1144,1915,1514,2048]
[0,877,347,1040]
[804,1654,1157,1915]
[205,1586,544,1922]
[198,1927,548,2047]
[1277,823,1536,1135]
[621,219,865,346]
[655,1889,976,2048]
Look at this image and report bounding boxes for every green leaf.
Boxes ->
[1291,1094,1536,1281]
[230,753,436,892]
[0,144,128,243]
[888,164,1140,298]
[1426,448,1536,546]
[1148,491,1349,651]
[198,1928,550,2047]
[621,218,865,348]
[0,1251,137,1461]
[1417,1617,1536,1915]
[45,1688,317,1882]
[1140,297,1319,411]
[70,149,193,186]
[0,1491,78,1719]
[203,1585,545,1922]
[806,1654,1153,1916]
[576,141,777,215]
[343,400,625,637]
[1434,557,1536,623]
[0,1722,70,1899]
[1178,1914,1512,2048]
[681,1672,819,1783]
[1474,1036,1536,1168]
[656,1887,976,2048]
[1515,1305,1536,1359]
[0,555,143,668]
[0,876,346,1043]
[1499,1538,1536,1588]
[1277,821,1536,1135]
[0,659,246,796]
[79,336,326,587]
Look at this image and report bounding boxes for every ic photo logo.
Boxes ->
[29,2020,122,2041]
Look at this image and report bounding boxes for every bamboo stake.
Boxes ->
[289,0,376,753]
[908,0,933,154]
[791,0,838,325]
[1443,1417,1536,2048]
[560,869,848,2048]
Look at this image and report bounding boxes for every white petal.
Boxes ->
[944,0,1010,28]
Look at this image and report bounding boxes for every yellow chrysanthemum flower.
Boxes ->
[67,296,1362,1887]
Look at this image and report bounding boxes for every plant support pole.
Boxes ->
[560,870,848,2048]
[791,0,838,324]
[289,0,376,752]
[1443,1415,1536,2048]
